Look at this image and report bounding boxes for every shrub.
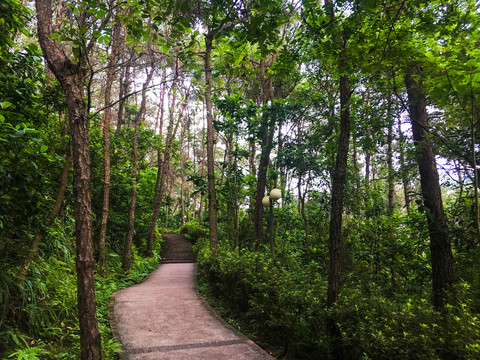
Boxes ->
[180,220,207,243]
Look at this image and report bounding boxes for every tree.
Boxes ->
[404,63,454,308]
[35,0,102,357]
[98,15,121,267]
[123,59,155,270]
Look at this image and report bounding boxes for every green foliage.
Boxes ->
[196,233,480,359]
[195,238,329,358]
[1,216,161,358]
[336,283,480,360]
[8,344,50,360]
[180,220,207,243]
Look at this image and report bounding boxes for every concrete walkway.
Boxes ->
[110,235,274,359]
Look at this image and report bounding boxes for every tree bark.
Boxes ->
[404,63,454,309]
[35,1,102,357]
[324,3,351,359]
[326,64,350,360]
[205,33,219,253]
[327,70,351,307]
[122,65,154,270]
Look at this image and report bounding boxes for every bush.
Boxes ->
[194,239,328,358]
[194,238,480,360]
[180,220,207,243]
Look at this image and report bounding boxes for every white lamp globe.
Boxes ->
[262,196,271,207]
[270,188,282,201]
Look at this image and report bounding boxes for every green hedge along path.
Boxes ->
[109,234,274,359]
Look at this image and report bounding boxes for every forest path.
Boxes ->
[109,234,274,360]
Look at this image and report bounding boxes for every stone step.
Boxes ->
[160,233,196,264]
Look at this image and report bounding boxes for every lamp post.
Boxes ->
[264,188,281,258]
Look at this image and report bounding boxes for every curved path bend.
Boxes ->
[110,234,274,360]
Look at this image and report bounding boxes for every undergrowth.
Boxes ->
[194,237,480,360]
[0,222,163,359]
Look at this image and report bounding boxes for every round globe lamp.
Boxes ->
[262,196,271,207]
[270,188,282,201]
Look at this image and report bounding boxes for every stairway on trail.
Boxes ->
[160,233,196,263]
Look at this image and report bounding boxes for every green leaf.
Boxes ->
[466,59,478,68]
[1,101,12,109]
[161,45,170,54]
[40,145,48,153]
[233,54,244,66]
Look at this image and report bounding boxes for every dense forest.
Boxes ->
[1,0,480,358]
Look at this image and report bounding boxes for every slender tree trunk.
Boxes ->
[205,33,218,253]
[180,122,187,227]
[387,96,395,215]
[298,178,311,263]
[365,141,372,199]
[35,1,102,357]
[327,71,351,307]
[146,77,189,255]
[470,100,480,244]
[326,62,350,360]
[254,59,275,247]
[324,2,351,358]
[398,117,411,213]
[198,114,206,223]
[123,65,154,270]
[146,67,171,255]
[17,151,73,284]
[98,18,120,267]
[455,161,464,202]
[404,63,454,309]
[253,119,275,247]
[117,61,131,132]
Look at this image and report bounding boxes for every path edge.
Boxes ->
[108,262,163,360]
[192,264,276,360]
[109,292,128,360]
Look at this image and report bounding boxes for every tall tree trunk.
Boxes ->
[387,95,395,215]
[253,59,275,247]
[253,118,275,247]
[98,18,121,267]
[122,65,154,270]
[17,151,72,284]
[327,70,351,306]
[35,1,102,358]
[180,121,187,227]
[117,61,131,132]
[404,63,454,309]
[470,100,480,244]
[326,59,350,360]
[146,75,189,255]
[146,66,172,255]
[205,33,218,253]
[298,178,311,263]
[325,3,351,359]
[398,117,411,213]
[198,111,206,223]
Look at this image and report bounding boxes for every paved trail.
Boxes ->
[110,234,274,360]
